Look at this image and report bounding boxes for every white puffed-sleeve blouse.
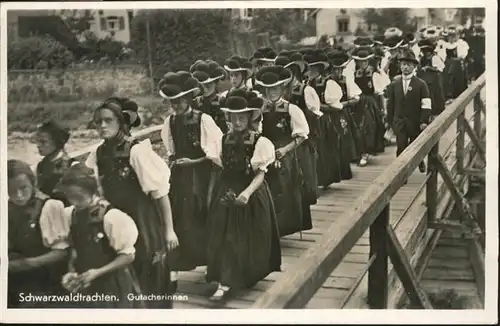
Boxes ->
[85,139,171,200]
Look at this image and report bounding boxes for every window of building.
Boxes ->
[242,8,253,19]
[101,16,125,31]
[337,18,350,33]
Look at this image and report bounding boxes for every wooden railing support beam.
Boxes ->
[386,226,433,309]
[463,121,486,162]
[426,143,439,224]
[456,109,466,174]
[473,93,483,136]
[368,204,389,309]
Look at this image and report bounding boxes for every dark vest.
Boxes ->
[169,109,205,159]
[355,66,375,95]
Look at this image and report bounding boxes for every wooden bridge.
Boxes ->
[70,75,486,310]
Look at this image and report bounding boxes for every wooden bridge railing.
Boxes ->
[251,74,486,309]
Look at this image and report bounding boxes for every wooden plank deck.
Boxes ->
[171,99,480,309]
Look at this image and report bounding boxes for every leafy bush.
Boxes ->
[130,10,233,84]
[8,35,75,70]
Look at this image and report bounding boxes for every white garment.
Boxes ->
[36,199,71,250]
[303,85,323,117]
[86,138,172,199]
[411,43,421,59]
[64,202,139,255]
[261,98,310,139]
[161,108,223,167]
[324,79,344,109]
[436,39,447,62]
[372,72,391,95]
[213,134,276,173]
[445,39,470,59]
[432,55,446,72]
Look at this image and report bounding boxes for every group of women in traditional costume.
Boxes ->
[8,22,484,308]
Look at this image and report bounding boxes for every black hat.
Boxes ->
[327,50,350,68]
[220,88,264,113]
[37,119,70,149]
[353,36,374,48]
[251,47,278,64]
[418,38,436,52]
[384,27,403,39]
[383,35,404,50]
[303,49,329,69]
[95,97,142,129]
[351,47,375,61]
[404,32,417,45]
[190,60,226,84]
[255,66,292,88]
[423,27,439,39]
[158,71,202,100]
[223,55,254,76]
[398,49,419,65]
[274,51,308,74]
[373,34,385,45]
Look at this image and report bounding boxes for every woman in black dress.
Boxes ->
[206,89,281,300]
[86,97,178,308]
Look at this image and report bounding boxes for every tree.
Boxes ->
[361,8,415,34]
[130,9,233,83]
[250,9,316,43]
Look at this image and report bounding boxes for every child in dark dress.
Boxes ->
[34,120,76,205]
[206,89,282,301]
[55,163,145,308]
[85,97,178,308]
[254,65,312,237]
[7,159,69,308]
[159,72,222,291]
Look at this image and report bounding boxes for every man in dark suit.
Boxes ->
[386,50,432,173]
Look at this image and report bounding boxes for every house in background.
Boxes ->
[57,9,134,44]
[7,9,134,44]
[310,8,430,43]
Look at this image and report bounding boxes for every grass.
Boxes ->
[7,80,232,135]
[7,96,165,135]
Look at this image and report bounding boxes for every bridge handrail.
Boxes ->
[251,74,486,309]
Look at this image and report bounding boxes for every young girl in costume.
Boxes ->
[275,51,322,206]
[159,72,223,291]
[351,47,389,166]
[8,159,69,308]
[34,120,76,205]
[86,97,178,308]
[255,65,311,237]
[326,49,363,168]
[190,60,230,134]
[57,163,145,308]
[303,49,343,188]
[206,89,281,301]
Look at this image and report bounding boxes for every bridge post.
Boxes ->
[473,93,483,138]
[426,143,439,224]
[456,108,465,174]
[368,204,389,309]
